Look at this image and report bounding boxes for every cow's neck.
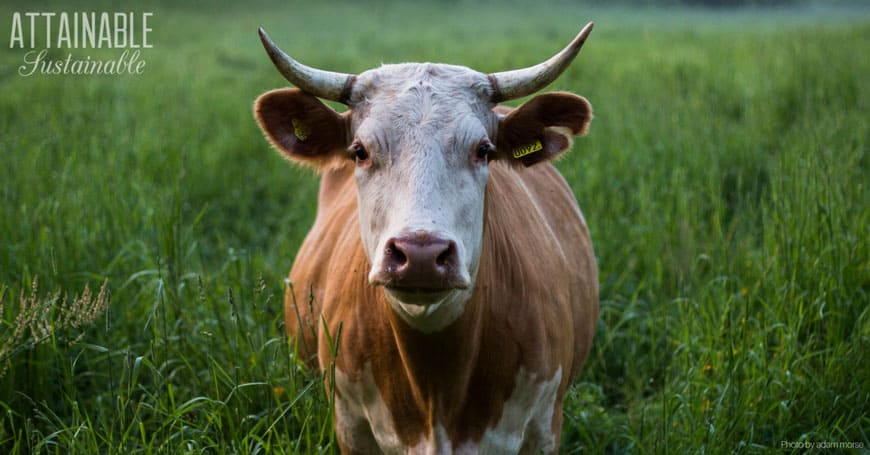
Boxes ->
[385,289,483,406]
[372,249,518,446]
[380,187,496,405]
[358,199,527,446]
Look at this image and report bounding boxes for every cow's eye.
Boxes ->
[350,143,369,162]
[475,141,494,161]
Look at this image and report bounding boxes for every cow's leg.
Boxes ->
[334,409,380,454]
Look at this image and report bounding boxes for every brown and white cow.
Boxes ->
[254,22,599,454]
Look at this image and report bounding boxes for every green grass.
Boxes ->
[0,1,867,453]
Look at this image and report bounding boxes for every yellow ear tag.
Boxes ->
[291,118,308,141]
[512,139,543,159]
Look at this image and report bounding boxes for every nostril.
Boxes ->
[385,240,408,267]
[436,242,456,268]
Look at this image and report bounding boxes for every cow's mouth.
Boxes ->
[384,285,452,305]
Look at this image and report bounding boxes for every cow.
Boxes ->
[254,22,599,454]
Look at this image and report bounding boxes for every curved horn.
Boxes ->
[488,22,594,102]
[258,27,357,104]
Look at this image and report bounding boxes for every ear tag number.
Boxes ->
[291,118,308,141]
[512,139,543,159]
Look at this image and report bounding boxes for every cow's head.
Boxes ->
[255,24,593,331]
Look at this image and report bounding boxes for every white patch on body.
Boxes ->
[474,367,562,454]
[334,365,402,453]
[334,363,563,454]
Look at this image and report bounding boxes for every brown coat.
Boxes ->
[285,159,598,451]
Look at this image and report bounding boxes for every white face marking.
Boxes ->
[349,64,497,330]
[334,363,563,454]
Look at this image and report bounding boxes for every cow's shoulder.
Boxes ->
[285,163,360,363]
[482,161,598,380]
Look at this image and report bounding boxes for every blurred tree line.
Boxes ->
[658,0,800,5]
[681,0,794,5]
[162,0,866,10]
[576,0,820,5]
[466,0,864,6]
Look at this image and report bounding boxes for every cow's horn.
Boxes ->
[258,27,357,104]
[488,22,593,102]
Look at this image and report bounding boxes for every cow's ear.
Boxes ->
[254,88,351,169]
[495,92,592,167]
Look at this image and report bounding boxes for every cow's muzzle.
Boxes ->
[370,232,470,295]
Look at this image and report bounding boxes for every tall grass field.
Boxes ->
[0,1,867,453]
